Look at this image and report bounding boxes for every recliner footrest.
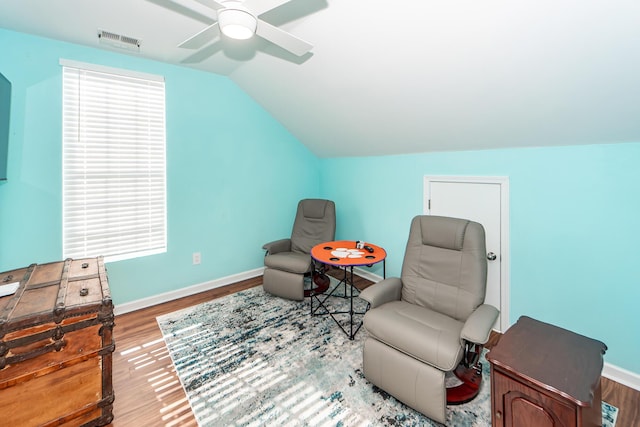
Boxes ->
[363,337,447,424]
[263,268,305,301]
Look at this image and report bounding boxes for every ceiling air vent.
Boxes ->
[98,30,141,52]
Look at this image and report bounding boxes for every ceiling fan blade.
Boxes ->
[243,0,292,16]
[178,22,220,49]
[255,20,312,56]
[180,40,225,64]
[166,0,223,13]
[190,0,225,10]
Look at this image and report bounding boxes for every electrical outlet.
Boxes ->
[192,252,201,265]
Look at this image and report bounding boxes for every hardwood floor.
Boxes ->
[108,277,261,427]
[107,273,639,426]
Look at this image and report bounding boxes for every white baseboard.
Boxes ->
[114,267,265,316]
[603,362,640,391]
[115,266,376,316]
[353,267,384,283]
[114,266,640,391]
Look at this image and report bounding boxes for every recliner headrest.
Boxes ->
[301,199,329,219]
[419,216,468,251]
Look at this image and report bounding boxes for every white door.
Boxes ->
[424,176,510,332]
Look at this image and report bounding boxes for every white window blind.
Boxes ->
[62,61,166,262]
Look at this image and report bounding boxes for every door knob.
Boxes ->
[487,252,497,261]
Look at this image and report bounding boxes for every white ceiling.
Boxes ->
[1,0,639,158]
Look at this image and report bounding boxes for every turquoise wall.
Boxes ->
[0,29,320,304]
[320,143,640,373]
[1,28,638,376]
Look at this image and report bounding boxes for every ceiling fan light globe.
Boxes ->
[218,9,257,40]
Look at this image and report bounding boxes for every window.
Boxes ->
[62,60,166,262]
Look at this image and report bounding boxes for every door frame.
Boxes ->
[424,175,510,332]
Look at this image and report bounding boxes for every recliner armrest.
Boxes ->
[262,238,291,255]
[460,304,499,344]
[359,277,402,309]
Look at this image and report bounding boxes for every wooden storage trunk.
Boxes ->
[0,257,114,426]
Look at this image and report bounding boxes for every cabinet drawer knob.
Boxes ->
[496,411,502,419]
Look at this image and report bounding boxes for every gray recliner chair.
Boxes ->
[359,215,499,424]
[262,199,336,301]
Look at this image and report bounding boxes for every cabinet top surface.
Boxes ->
[486,316,606,406]
[0,257,111,330]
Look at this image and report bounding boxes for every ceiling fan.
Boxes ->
[171,0,313,57]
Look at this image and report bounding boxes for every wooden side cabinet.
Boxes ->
[486,316,607,427]
[0,258,114,426]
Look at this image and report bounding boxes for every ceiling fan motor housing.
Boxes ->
[175,0,313,56]
[217,1,257,40]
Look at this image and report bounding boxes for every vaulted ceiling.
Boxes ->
[1,0,639,158]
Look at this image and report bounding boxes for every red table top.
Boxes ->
[311,240,386,267]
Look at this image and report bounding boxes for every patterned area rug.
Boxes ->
[157,284,618,426]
